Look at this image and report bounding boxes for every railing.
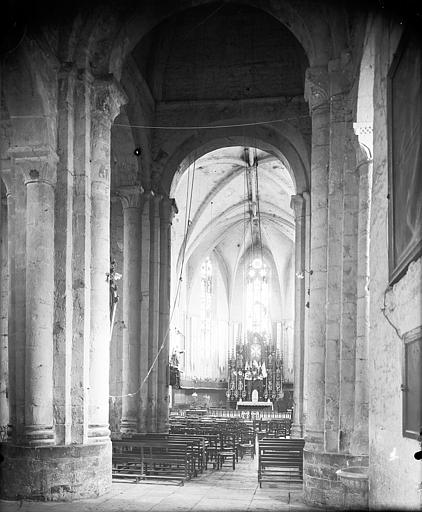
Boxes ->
[171,408,293,420]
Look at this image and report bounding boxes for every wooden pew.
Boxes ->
[129,433,207,474]
[258,438,305,487]
[112,439,194,485]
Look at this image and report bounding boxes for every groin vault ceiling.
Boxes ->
[171,146,295,292]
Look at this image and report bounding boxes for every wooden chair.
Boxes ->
[216,432,237,470]
[258,438,305,487]
[237,426,255,459]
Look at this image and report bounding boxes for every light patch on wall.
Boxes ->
[388,447,399,461]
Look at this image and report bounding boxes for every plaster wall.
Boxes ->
[368,18,422,509]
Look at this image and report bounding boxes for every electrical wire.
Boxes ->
[254,148,264,259]
[113,115,309,131]
[8,114,310,129]
[182,3,225,40]
[109,154,197,400]
[242,156,248,345]
[381,285,402,340]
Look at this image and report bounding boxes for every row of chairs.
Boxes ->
[169,413,303,488]
[253,418,292,439]
[112,414,301,487]
[169,416,256,470]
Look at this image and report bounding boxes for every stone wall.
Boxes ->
[0,442,111,501]
[0,197,8,432]
[304,450,369,509]
[1,38,127,500]
[140,4,307,102]
[368,17,422,509]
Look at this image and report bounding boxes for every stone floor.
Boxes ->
[0,455,321,512]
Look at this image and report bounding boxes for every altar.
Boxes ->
[236,400,273,411]
[226,332,284,409]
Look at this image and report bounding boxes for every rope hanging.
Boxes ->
[109,154,197,400]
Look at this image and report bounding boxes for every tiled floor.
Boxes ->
[0,455,319,511]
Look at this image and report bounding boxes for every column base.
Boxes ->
[291,423,304,438]
[87,424,111,443]
[0,441,111,501]
[303,449,369,509]
[24,425,55,446]
[120,418,137,434]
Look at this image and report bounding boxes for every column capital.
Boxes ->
[1,160,13,197]
[92,75,128,123]
[116,184,144,209]
[8,147,58,187]
[140,189,154,208]
[160,195,178,223]
[304,66,329,114]
[150,169,166,196]
[290,193,306,219]
[152,191,163,208]
[353,122,373,160]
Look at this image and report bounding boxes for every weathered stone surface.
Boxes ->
[367,18,421,510]
[118,185,142,433]
[0,442,111,501]
[303,450,369,509]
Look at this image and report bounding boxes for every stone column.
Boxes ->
[338,120,359,453]
[302,190,311,428]
[54,63,76,445]
[118,185,142,433]
[13,149,58,445]
[304,60,369,509]
[324,87,346,453]
[291,193,306,438]
[326,58,359,453]
[88,78,127,442]
[9,169,26,444]
[138,191,152,433]
[350,122,373,455]
[0,191,8,432]
[72,69,93,444]
[157,196,177,433]
[147,194,161,432]
[109,198,124,434]
[1,166,14,440]
[303,66,330,451]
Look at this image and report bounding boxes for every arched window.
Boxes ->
[245,257,271,336]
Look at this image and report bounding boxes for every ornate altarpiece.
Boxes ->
[226,332,284,406]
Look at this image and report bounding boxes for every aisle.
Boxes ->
[0,455,319,512]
